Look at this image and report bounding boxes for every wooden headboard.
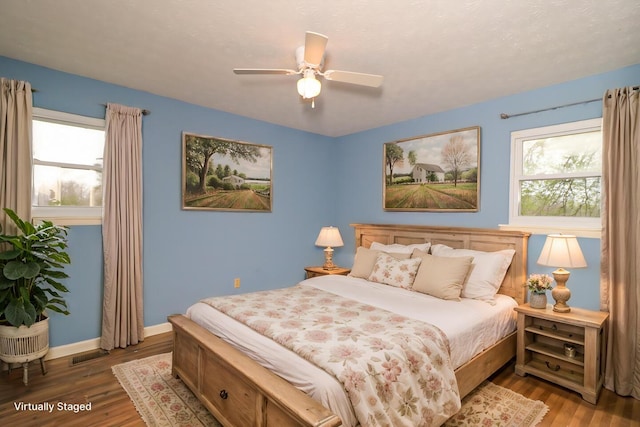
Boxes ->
[351,223,530,304]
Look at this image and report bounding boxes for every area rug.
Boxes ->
[443,381,548,426]
[112,353,220,426]
[113,352,548,427]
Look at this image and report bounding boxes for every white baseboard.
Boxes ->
[45,322,173,361]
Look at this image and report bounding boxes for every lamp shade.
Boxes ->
[315,226,344,247]
[537,234,587,268]
[297,70,321,99]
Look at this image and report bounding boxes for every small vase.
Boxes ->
[529,292,547,309]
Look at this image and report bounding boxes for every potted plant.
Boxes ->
[526,273,554,309]
[0,208,71,384]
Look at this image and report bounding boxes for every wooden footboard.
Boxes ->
[168,314,342,427]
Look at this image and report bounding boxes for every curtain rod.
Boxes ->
[30,89,150,115]
[500,98,600,119]
[500,86,639,120]
[101,103,150,116]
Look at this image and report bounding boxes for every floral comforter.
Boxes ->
[201,283,461,427]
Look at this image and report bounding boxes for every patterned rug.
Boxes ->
[443,381,548,426]
[112,353,220,426]
[113,352,548,427]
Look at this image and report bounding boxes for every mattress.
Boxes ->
[187,274,517,426]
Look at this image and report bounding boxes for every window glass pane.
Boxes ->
[522,130,601,176]
[32,165,102,207]
[33,119,104,166]
[520,177,601,217]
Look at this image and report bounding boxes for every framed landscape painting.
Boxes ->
[383,126,480,211]
[182,132,272,212]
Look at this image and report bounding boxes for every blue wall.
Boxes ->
[333,63,640,312]
[2,55,638,346]
[1,57,336,346]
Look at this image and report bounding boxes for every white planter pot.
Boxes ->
[0,317,49,363]
[529,292,548,309]
[0,317,49,385]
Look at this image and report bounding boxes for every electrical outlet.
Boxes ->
[234,278,240,288]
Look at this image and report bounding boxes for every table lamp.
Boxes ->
[315,226,343,270]
[536,234,587,312]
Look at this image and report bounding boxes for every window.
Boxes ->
[506,118,602,237]
[32,108,105,225]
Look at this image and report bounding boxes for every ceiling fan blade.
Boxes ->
[323,70,384,88]
[233,68,298,75]
[304,31,328,67]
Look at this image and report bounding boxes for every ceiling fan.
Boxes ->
[233,31,383,107]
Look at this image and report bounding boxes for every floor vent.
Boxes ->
[70,349,110,366]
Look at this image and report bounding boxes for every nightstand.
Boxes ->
[514,304,609,404]
[304,266,350,279]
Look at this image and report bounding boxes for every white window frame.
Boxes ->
[31,108,105,226]
[502,118,602,238]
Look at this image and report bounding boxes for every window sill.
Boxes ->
[32,216,101,226]
[499,224,601,239]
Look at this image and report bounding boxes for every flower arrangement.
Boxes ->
[526,274,554,294]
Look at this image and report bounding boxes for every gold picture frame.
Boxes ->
[383,126,480,211]
[182,132,272,212]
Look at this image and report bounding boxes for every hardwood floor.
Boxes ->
[0,331,638,427]
[0,332,172,427]
[490,360,640,427]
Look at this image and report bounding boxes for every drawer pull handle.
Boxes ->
[219,389,228,400]
[551,324,558,331]
[545,361,561,372]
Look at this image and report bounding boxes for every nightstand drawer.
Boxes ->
[528,352,585,383]
[526,317,585,344]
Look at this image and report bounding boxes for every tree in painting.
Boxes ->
[441,134,473,187]
[385,143,404,185]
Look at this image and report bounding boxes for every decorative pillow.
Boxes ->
[349,247,410,279]
[370,241,431,254]
[430,244,516,301]
[367,253,422,289]
[412,248,429,258]
[410,251,474,300]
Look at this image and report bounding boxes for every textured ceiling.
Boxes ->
[1,0,639,137]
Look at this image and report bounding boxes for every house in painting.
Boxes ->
[412,163,445,183]
[222,175,245,189]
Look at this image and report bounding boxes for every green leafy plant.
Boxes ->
[0,208,71,327]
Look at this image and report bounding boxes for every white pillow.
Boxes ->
[430,244,515,301]
[367,253,422,290]
[348,247,410,279]
[370,241,431,254]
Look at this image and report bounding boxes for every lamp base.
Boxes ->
[551,268,571,313]
[322,247,335,270]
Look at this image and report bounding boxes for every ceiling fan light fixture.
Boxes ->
[234,31,383,106]
[297,69,321,99]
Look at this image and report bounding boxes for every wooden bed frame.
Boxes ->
[168,224,530,427]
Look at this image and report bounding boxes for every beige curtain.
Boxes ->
[601,86,639,399]
[100,103,144,350]
[0,78,32,231]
